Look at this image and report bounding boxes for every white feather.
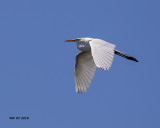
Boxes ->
[89,39,116,70]
[74,51,96,93]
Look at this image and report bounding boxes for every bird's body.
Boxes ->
[76,38,92,51]
[76,41,91,51]
[65,37,138,93]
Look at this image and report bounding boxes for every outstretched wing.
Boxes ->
[89,39,116,70]
[74,51,96,93]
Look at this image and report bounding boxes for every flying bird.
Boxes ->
[65,37,138,93]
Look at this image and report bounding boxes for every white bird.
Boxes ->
[65,37,138,93]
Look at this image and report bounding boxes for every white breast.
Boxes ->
[76,42,91,51]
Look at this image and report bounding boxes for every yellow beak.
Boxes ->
[65,39,76,42]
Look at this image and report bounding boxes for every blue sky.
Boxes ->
[0,0,160,127]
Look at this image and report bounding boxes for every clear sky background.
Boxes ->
[0,0,160,128]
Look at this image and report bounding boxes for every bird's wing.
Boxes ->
[74,51,96,93]
[89,39,116,70]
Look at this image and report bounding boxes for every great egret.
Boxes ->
[65,37,138,93]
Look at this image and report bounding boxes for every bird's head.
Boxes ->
[65,37,93,43]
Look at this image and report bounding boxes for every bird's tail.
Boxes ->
[114,50,138,62]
